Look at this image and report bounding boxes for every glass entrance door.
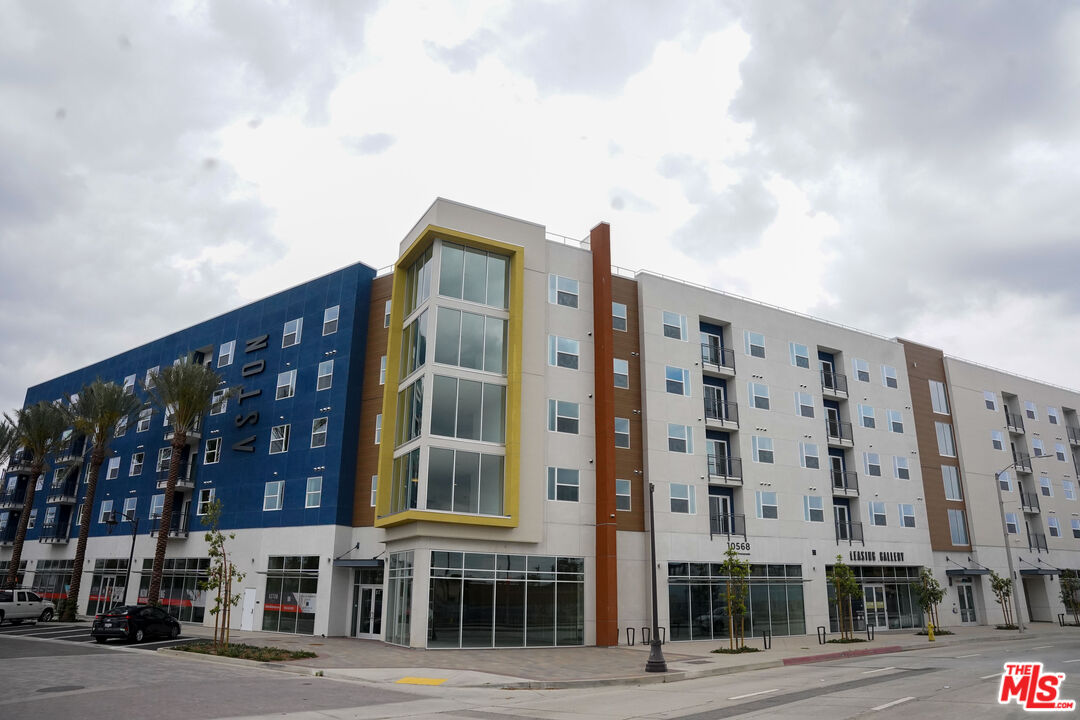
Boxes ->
[834,504,850,540]
[863,585,887,628]
[90,576,115,616]
[957,582,977,623]
[355,586,383,638]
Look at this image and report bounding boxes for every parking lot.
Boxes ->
[0,619,194,652]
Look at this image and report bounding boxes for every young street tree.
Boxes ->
[143,356,228,605]
[719,545,750,650]
[916,568,946,631]
[1061,572,1080,626]
[989,570,1015,628]
[61,380,142,620]
[830,555,860,640]
[3,402,67,588]
[200,498,245,650]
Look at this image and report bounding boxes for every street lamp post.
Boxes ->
[106,510,138,606]
[994,452,1053,634]
[645,482,667,673]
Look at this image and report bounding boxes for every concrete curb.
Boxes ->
[495,659,785,690]
[157,647,325,677]
[782,645,904,666]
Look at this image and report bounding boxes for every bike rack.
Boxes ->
[626,627,635,646]
[817,625,827,645]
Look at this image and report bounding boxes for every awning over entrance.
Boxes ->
[946,568,990,577]
[333,559,383,568]
[1020,568,1057,576]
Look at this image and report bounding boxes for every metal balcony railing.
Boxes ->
[821,370,848,396]
[156,461,196,489]
[53,438,86,465]
[1028,532,1048,553]
[1020,492,1041,513]
[150,512,190,538]
[1068,425,1080,446]
[700,344,736,372]
[708,502,746,540]
[1005,410,1025,434]
[0,487,26,509]
[826,419,854,444]
[1013,451,1033,473]
[7,451,33,472]
[835,520,865,545]
[704,397,739,427]
[46,479,78,504]
[38,521,70,543]
[831,469,859,495]
[706,455,743,483]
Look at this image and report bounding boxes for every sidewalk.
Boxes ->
[163,622,1072,689]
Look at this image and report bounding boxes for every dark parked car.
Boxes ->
[91,605,181,643]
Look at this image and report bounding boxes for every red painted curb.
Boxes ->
[782,645,905,666]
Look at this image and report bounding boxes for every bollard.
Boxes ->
[928,622,936,642]
[1060,613,1067,628]
[866,624,875,642]
[626,627,636,646]
[659,626,666,644]
[817,625,827,645]
[762,631,772,650]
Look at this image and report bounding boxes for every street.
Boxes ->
[3,630,1078,719]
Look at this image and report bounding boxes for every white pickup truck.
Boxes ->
[0,588,56,624]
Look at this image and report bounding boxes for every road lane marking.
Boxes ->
[728,689,779,700]
[872,697,915,711]
[1064,659,1080,664]
[396,677,447,686]
[955,653,981,658]
[981,673,1001,680]
[1029,645,1053,650]
[862,666,896,674]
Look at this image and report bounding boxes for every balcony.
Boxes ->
[1028,531,1048,553]
[835,520,865,546]
[1020,492,1041,514]
[703,397,739,430]
[1005,410,1025,435]
[156,462,196,490]
[708,501,746,540]
[7,451,33,473]
[1068,425,1080,447]
[821,371,848,399]
[163,423,202,444]
[150,512,189,539]
[0,487,25,510]
[0,524,17,545]
[52,440,85,466]
[825,419,855,447]
[38,521,70,544]
[706,454,743,485]
[700,344,736,378]
[46,479,78,505]
[1013,451,1033,474]
[831,469,859,497]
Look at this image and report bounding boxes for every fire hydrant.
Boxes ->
[928,622,936,642]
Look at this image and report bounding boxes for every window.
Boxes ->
[997,470,1012,493]
[322,305,339,335]
[756,491,778,519]
[547,467,579,502]
[612,302,627,332]
[274,369,297,400]
[207,389,227,416]
[858,404,876,429]
[270,424,290,454]
[371,475,378,507]
[886,409,903,433]
[868,501,887,527]
[548,400,580,434]
[283,317,303,348]
[106,456,120,480]
[662,311,688,340]
[795,392,814,418]
[864,452,882,477]
[935,421,956,456]
[744,330,765,358]
[197,488,215,516]
[384,299,392,327]
[1025,401,1038,420]
[1048,407,1059,425]
[121,497,136,522]
[983,391,997,411]
[1073,519,1080,539]
[548,335,580,369]
[305,477,322,508]
[379,356,387,385]
[667,424,693,453]
[789,342,810,369]
[426,447,505,515]
[670,484,695,514]
[1032,438,1045,456]
[752,436,774,464]
[614,417,630,448]
[853,358,870,383]
[613,358,629,388]
[99,499,113,523]
[1005,512,1019,534]
[666,366,690,396]
[198,438,219,465]
[929,380,949,414]
[145,366,159,389]
[317,360,334,391]
[803,495,824,522]
[882,365,898,389]
[137,407,151,433]
[1064,480,1076,500]
[439,243,509,308]
[895,503,915,528]
[27,509,37,529]
[74,504,82,526]
[616,479,631,511]
[374,414,382,444]
[799,442,820,469]
[548,274,579,308]
[1049,517,1061,538]
[948,509,968,545]
[311,417,328,448]
[1056,443,1067,461]
[123,373,136,395]
[434,307,507,374]
[749,382,770,410]
[115,415,128,437]
[129,452,144,476]
[218,340,235,368]
[156,447,172,473]
[1040,477,1053,497]
[991,430,1005,451]
[894,456,910,480]
[264,481,284,511]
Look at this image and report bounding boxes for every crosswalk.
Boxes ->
[0,619,194,652]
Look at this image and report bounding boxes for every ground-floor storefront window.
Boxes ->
[0,560,27,586]
[86,559,128,615]
[136,558,210,622]
[668,562,806,641]
[262,555,319,634]
[429,552,585,648]
[826,565,923,631]
[385,551,413,646]
[31,559,74,601]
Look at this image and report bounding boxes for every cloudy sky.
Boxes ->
[2,0,1079,414]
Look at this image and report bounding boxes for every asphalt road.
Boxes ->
[3,630,1079,719]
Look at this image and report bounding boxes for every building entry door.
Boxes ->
[355,586,383,638]
[834,504,850,540]
[957,582,977,623]
[863,585,888,628]
[90,576,115,616]
[241,588,256,631]
[820,359,835,390]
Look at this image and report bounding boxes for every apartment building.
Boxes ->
[2,199,1078,645]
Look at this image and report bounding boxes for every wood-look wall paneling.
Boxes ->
[352,275,393,527]
[900,339,971,551]
[612,276,645,532]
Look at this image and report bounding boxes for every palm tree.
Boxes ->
[3,401,68,588]
[0,417,17,465]
[60,381,142,620]
[142,356,227,605]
